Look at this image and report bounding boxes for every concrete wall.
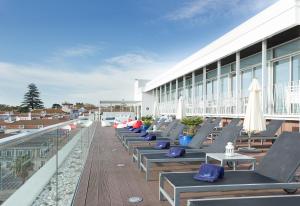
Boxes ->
[140,92,155,117]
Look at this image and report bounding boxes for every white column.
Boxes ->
[192,71,196,115]
[159,86,162,103]
[175,79,179,100]
[262,40,267,114]
[203,67,207,115]
[164,84,167,102]
[183,75,186,99]
[236,52,241,115]
[169,82,172,100]
[217,61,221,114]
[268,49,274,114]
[155,88,158,102]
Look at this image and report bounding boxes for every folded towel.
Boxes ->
[165,147,185,158]
[193,164,224,182]
[154,141,170,149]
[144,134,156,141]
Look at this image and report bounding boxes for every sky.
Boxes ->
[0,0,278,107]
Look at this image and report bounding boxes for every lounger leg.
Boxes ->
[159,173,165,201]
[173,189,180,206]
[146,160,151,181]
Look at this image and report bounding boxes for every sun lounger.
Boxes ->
[132,118,222,168]
[187,195,300,206]
[140,125,242,180]
[238,119,284,141]
[120,119,177,142]
[123,121,185,153]
[159,132,300,206]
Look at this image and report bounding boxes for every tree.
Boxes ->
[52,103,62,109]
[21,83,44,110]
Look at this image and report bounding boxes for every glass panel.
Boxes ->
[207,69,217,79]
[240,52,262,69]
[253,65,262,84]
[292,55,300,84]
[195,83,203,100]
[241,69,252,97]
[273,58,290,86]
[220,76,228,97]
[221,64,231,75]
[273,58,290,113]
[206,81,213,100]
[273,38,300,58]
[231,74,236,97]
[212,79,217,99]
[195,74,203,83]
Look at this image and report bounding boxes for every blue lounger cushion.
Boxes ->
[140,131,148,137]
[134,128,142,133]
[165,147,186,158]
[193,163,224,182]
[154,141,170,149]
[144,134,156,141]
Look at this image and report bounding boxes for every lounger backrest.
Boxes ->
[160,120,179,137]
[188,123,217,149]
[259,119,283,136]
[227,118,240,127]
[205,126,242,153]
[256,132,300,182]
[168,123,186,141]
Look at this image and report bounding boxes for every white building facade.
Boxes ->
[139,0,300,122]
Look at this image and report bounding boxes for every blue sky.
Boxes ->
[0,0,277,107]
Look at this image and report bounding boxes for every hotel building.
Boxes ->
[136,0,300,129]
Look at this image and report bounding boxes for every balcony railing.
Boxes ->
[0,117,96,206]
[156,82,300,118]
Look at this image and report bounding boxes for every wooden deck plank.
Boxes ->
[73,123,168,206]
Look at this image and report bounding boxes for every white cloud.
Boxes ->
[165,0,278,22]
[54,44,100,58]
[0,53,174,107]
[105,53,154,67]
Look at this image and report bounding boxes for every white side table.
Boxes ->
[205,153,256,170]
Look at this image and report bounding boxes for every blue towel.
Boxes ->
[144,134,156,141]
[193,164,224,182]
[154,141,170,149]
[165,147,185,158]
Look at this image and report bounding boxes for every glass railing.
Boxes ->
[0,117,96,206]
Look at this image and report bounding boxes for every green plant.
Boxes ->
[181,116,203,136]
[143,119,153,127]
[141,115,153,121]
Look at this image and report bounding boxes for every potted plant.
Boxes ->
[179,116,203,145]
[141,116,153,130]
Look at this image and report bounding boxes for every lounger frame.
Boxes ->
[159,171,300,206]
[187,195,300,206]
[140,154,205,181]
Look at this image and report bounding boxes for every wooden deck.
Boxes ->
[73,123,169,206]
[73,123,299,206]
